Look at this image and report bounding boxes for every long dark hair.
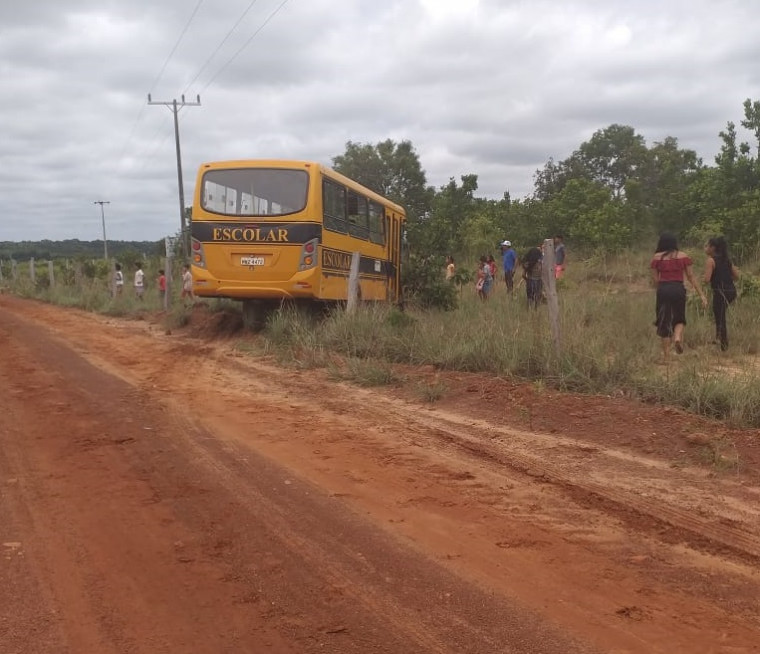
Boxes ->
[708,236,729,259]
[655,232,678,254]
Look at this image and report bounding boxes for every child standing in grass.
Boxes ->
[134,263,145,300]
[113,263,124,296]
[181,264,194,304]
[476,256,493,300]
[487,254,497,294]
[157,269,167,305]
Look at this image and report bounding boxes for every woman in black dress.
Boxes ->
[703,236,740,351]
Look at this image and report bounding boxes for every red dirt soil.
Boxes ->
[1,295,758,654]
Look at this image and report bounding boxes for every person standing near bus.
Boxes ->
[181,264,195,304]
[113,263,124,296]
[134,263,145,300]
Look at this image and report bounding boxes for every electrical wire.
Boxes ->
[149,0,206,96]
[182,0,262,96]
[107,0,206,188]
[201,0,291,92]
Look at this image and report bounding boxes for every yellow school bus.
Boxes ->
[190,160,405,320]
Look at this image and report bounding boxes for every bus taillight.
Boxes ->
[191,238,206,268]
[299,238,318,271]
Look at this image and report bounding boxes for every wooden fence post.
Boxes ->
[11,259,18,282]
[29,258,36,285]
[542,238,561,356]
[346,251,361,313]
[48,261,55,287]
[0,259,3,282]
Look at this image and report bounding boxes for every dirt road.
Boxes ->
[1,295,758,653]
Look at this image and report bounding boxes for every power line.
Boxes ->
[149,0,206,96]
[106,0,205,190]
[183,0,262,96]
[201,0,292,93]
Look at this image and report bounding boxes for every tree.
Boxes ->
[332,139,434,225]
[741,98,760,160]
[576,124,648,198]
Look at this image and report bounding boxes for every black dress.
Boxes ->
[652,255,689,338]
[710,255,736,349]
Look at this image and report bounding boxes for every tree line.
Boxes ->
[332,98,760,261]
[0,239,164,263]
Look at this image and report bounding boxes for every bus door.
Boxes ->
[386,212,401,303]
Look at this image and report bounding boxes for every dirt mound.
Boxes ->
[185,304,244,339]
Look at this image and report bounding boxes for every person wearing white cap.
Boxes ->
[500,240,517,295]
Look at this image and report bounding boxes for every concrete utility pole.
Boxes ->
[93,200,110,260]
[147,94,201,256]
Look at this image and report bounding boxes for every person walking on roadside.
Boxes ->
[501,240,517,295]
[134,263,145,300]
[553,235,566,280]
[522,247,543,309]
[703,236,739,351]
[181,264,195,304]
[650,233,706,361]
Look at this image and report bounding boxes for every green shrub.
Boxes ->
[402,254,458,310]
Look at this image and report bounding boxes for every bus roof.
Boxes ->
[198,159,406,216]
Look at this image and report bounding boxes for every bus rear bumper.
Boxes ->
[191,269,317,300]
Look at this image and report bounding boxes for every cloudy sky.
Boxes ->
[2,0,759,242]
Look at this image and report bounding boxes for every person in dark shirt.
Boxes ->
[703,236,740,351]
[522,247,543,309]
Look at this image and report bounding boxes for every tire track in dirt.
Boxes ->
[181,347,760,565]
[3,296,760,654]
[0,301,599,653]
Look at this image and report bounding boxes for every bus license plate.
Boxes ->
[240,256,265,266]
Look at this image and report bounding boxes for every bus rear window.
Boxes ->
[202,168,309,216]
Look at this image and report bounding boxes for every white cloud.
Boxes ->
[1,0,759,240]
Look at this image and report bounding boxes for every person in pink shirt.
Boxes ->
[650,233,706,361]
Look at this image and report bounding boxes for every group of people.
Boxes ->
[446,231,740,360]
[113,262,195,305]
[651,233,740,360]
[446,235,567,307]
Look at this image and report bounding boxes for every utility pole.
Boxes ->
[147,94,201,256]
[93,200,110,260]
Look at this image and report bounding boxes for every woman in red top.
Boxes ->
[650,233,707,360]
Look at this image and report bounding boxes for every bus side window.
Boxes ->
[323,180,347,233]
[369,201,385,245]
[347,192,369,240]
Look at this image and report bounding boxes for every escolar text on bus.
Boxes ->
[211,227,289,243]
